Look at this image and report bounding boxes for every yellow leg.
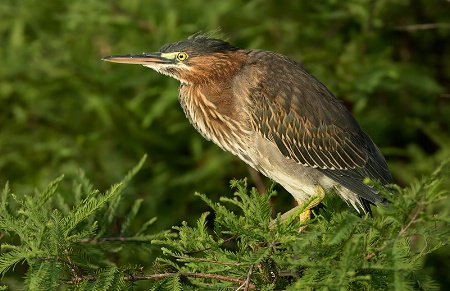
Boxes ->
[271,186,326,229]
[297,186,326,223]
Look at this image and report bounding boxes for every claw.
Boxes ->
[270,186,325,231]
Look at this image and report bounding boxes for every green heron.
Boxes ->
[103,35,392,220]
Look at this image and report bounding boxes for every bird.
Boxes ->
[102,35,392,221]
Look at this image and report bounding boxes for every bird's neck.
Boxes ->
[178,82,252,160]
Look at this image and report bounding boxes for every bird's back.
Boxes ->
[234,49,392,212]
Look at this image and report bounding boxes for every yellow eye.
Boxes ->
[177,52,188,61]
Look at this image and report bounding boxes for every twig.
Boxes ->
[38,256,82,280]
[184,234,240,254]
[417,238,429,258]
[43,253,255,288]
[70,271,256,289]
[79,236,145,243]
[365,246,384,260]
[395,23,450,31]
[38,257,76,271]
[65,255,79,279]
[366,196,426,259]
[399,196,425,236]
[243,264,255,291]
[367,0,377,32]
[172,255,244,266]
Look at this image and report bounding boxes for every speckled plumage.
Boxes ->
[103,36,393,213]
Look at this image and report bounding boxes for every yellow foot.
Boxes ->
[298,186,326,223]
[270,186,326,230]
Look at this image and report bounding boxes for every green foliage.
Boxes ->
[0,160,449,289]
[150,160,449,290]
[0,156,169,290]
[1,0,449,289]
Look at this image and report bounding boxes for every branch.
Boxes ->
[183,234,240,254]
[242,264,255,291]
[365,243,386,260]
[366,196,426,259]
[399,196,425,236]
[395,23,450,31]
[171,255,245,266]
[42,255,255,289]
[417,238,429,258]
[70,272,257,289]
[38,257,76,271]
[38,257,81,279]
[79,236,149,243]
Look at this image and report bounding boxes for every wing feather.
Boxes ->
[244,50,392,209]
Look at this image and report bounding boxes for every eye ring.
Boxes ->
[177,52,188,61]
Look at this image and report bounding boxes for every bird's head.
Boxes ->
[102,36,241,84]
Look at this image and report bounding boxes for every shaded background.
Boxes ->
[1,0,449,288]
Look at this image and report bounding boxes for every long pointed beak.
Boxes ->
[102,52,173,65]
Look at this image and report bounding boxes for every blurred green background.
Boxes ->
[1,0,449,287]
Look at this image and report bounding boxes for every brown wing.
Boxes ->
[244,50,392,208]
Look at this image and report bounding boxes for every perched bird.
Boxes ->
[103,35,392,219]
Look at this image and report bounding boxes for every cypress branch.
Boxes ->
[0,158,448,290]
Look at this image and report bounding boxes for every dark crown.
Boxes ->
[160,36,239,55]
